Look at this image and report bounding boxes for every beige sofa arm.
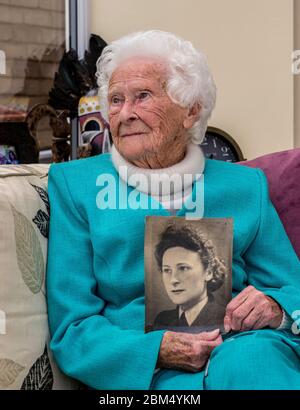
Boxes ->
[0,164,79,390]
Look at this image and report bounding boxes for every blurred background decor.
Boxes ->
[25,33,108,163]
[26,104,71,163]
[77,93,111,158]
[0,0,108,164]
[0,145,19,165]
[200,127,246,163]
[0,0,67,162]
[0,122,38,164]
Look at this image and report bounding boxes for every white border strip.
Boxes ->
[77,0,90,59]
[65,0,70,51]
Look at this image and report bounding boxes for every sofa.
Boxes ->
[0,148,299,390]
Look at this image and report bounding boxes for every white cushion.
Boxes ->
[0,164,79,390]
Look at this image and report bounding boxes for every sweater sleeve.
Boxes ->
[46,163,165,390]
[243,168,300,323]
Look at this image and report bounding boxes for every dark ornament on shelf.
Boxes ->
[48,34,107,118]
[26,104,71,163]
[0,122,39,164]
[201,126,246,163]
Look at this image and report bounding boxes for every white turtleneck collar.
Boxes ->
[111,143,205,210]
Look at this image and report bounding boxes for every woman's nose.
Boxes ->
[170,272,181,285]
[118,99,138,123]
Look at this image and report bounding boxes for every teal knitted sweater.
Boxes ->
[46,153,300,389]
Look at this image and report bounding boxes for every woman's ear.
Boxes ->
[183,102,201,129]
[204,269,213,283]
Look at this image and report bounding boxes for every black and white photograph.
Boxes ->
[145,216,233,333]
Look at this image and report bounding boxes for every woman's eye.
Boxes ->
[137,92,150,100]
[162,268,172,274]
[179,265,190,272]
[111,96,122,105]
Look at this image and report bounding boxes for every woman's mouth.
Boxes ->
[171,289,185,294]
[120,132,146,138]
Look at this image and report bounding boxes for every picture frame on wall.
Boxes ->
[0,122,39,164]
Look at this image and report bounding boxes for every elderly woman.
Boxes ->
[154,224,227,331]
[46,30,300,390]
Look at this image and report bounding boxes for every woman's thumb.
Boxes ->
[198,329,220,340]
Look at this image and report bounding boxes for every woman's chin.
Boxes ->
[168,294,189,306]
[116,141,147,162]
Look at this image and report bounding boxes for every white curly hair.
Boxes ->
[96,30,216,144]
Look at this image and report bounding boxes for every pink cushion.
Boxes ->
[240,148,300,259]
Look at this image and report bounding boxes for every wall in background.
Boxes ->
[90,0,294,160]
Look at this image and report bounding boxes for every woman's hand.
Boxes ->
[224,285,283,332]
[157,329,222,372]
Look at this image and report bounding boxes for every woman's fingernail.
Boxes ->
[209,329,220,335]
[224,317,230,333]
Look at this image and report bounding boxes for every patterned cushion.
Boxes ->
[0,164,79,390]
[240,148,300,259]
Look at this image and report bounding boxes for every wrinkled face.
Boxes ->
[108,56,191,161]
[161,246,212,310]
